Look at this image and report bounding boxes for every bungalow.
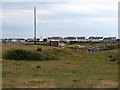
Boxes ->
[77,37,86,42]
[103,37,116,42]
[3,38,25,43]
[11,38,17,42]
[6,38,13,42]
[110,37,116,41]
[2,38,24,43]
[52,37,62,41]
[47,37,62,42]
[47,37,52,42]
[64,37,67,42]
[26,38,34,42]
[15,38,25,42]
[64,37,76,42]
[88,37,103,42]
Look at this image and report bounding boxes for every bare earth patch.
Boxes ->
[95,80,118,88]
[17,79,56,88]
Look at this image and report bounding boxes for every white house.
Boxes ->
[64,37,76,42]
[27,38,34,42]
[11,39,17,42]
[47,37,52,42]
[11,38,25,42]
[52,37,61,41]
[77,37,86,42]
[103,37,116,42]
[88,37,103,42]
[47,37,63,42]
[6,38,12,42]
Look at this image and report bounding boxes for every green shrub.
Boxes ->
[36,65,41,68]
[3,49,44,61]
[106,45,115,50]
[100,44,118,51]
[37,48,42,51]
[3,49,58,61]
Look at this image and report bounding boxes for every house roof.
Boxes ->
[52,37,61,39]
[89,37,103,39]
[16,38,25,40]
[66,37,76,39]
[103,38,110,40]
[48,37,62,39]
[48,37,52,39]
[8,38,13,40]
[103,37,116,40]
[109,37,116,39]
[27,38,33,40]
[64,37,67,39]
[77,37,85,39]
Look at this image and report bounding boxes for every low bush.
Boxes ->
[106,45,116,50]
[3,49,44,61]
[3,49,58,61]
[37,48,42,51]
[36,65,41,68]
[99,44,118,51]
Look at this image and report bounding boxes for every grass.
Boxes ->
[2,43,118,88]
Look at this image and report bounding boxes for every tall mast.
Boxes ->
[34,6,36,44]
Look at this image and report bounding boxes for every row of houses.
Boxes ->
[0,38,43,43]
[47,37,117,42]
[0,36,117,43]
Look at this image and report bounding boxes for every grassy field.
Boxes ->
[2,43,118,88]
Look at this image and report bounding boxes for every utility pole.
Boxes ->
[34,6,37,45]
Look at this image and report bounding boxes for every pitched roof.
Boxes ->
[16,38,25,40]
[52,37,60,39]
[77,37,85,39]
[103,37,116,40]
[89,37,103,39]
[27,38,33,40]
[109,37,116,39]
[48,37,52,39]
[48,37,62,39]
[103,38,110,40]
[66,37,76,39]
[64,37,67,39]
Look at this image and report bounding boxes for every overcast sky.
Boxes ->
[1,0,119,38]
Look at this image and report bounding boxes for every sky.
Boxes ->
[1,0,119,39]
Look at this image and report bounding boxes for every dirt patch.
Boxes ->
[18,82,56,88]
[27,79,43,82]
[38,83,56,88]
[95,80,118,88]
